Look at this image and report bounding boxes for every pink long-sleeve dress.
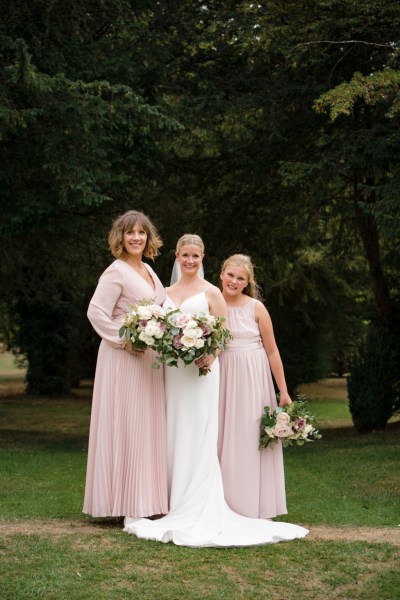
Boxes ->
[83,259,168,518]
[218,299,287,519]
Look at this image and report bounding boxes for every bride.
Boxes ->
[124,234,308,547]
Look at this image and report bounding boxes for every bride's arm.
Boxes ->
[206,286,228,324]
[195,287,228,369]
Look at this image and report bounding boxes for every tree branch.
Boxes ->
[291,40,397,51]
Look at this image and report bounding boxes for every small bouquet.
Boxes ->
[119,299,173,358]
[259,395,322,449]
[157,311,232,376]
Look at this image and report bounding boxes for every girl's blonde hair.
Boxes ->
[108,210,162,260]
[221,254,262,300]
[175,234,205,255]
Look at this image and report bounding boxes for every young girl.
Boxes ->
[218,254,291,519]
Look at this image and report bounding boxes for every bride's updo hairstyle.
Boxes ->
[175,234,205,256]
[108,210,162,260]
[221,254,262,301]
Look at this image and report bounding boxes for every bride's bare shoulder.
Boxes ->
[205,284,223,298]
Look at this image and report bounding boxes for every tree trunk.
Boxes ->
[353,181,396,329]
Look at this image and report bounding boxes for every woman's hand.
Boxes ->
[279,391,292,407]
[124,342,145,356]
[195,354,215,370]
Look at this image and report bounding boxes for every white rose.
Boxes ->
[149,304,165,318]
[181,330,200,348]
[301,424,314,438]
[184,319,199,330]
[184,326,203,338]
[204,314,217,327]
[137,305,153,320]
[153,327,164,339]
[144,320,164,339]
[138,331,154,346]
[194,338,205,349]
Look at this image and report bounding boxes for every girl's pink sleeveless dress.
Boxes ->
[218,299,287,519]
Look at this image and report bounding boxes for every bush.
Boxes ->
[348,325,400,433]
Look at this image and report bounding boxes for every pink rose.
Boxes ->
[199,323,210,336]
[274,424,293,438]
[172,334,183,349]
[149,304,165,318]
[276,412,290,425]
[176,314,193,328]
[294,417,306,431]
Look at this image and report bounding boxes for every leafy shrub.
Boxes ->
[348,325,400,433]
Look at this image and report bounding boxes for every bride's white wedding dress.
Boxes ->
[124,292,308,547]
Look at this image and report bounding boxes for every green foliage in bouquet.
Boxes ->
[119,302,232,376]
[156,313,232,376]
[119,299,178,362]
[260,395,322,449]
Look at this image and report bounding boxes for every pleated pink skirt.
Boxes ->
[83,341,168,517]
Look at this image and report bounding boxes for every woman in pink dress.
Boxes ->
[218,254,291,519]
[83,210,168,518]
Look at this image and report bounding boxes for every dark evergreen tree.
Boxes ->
[1,0,399,399]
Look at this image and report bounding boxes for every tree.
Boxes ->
[1,0,398,398]
[0,1,181,394]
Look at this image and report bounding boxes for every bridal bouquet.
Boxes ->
[119,299,173,358]
[259,395,322,449]
[156,311,232,376]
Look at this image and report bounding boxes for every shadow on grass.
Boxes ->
[318,421,400,443]
[0,429,88,452]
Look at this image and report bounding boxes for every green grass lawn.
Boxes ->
[0,356,399,599]
[1,533,398,600]
[0,352,19,370]
[283,426,399,527]
[1,395,399,527]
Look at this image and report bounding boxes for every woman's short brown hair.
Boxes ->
[108,210,162,260]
